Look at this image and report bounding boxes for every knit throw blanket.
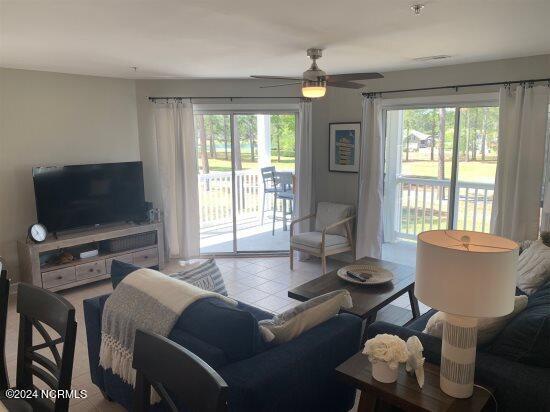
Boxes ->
[99,268,236,387]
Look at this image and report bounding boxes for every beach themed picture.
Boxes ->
[329,122,361,172]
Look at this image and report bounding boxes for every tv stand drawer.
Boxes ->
[76,260,107,281]
[133,248,158,267]
[106,252,134,273]
[42,267,76,289]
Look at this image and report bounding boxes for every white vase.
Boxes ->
[371,361,398,383]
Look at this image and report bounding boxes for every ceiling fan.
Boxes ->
[251,48,384,98]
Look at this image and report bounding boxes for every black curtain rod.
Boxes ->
[148,96,303,101]
[362,77,550,97]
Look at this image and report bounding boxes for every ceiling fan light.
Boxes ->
[302,80,326,98]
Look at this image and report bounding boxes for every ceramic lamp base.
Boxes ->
[440,313,477,398]
[372,361,398,383]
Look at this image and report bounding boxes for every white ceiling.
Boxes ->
[1,0,549,79]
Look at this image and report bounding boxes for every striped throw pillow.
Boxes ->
[170,259,227,296]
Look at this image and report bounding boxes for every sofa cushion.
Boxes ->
[170,258,227,296]
[423,296,528,345]
[175,297,267,362]
[167,328,228,369]
[314,202,353,236]
[259,290,353,344]
[110,260,141,289]
[291,232,349,250]
[517,239,550,295]
[489,281,550,367]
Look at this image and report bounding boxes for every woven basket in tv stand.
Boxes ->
[17,222,165,292]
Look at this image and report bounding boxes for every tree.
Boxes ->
[465,109,470,161]
[207,118,216,158]
[197,115,209,174]
[438,108,446,180]
[223,116,229,160]
[233,120,243,171]
[481,107,488,161]
[471,109,479,161]
[430,109,437,161]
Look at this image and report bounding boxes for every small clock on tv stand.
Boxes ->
[28,223,47,243]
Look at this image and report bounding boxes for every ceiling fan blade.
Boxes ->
[326,80,365,89]
[259,82,302,88]
[328,72,384,81]
[251,75,303,81]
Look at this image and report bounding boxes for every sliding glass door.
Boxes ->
[196,114,234,254]
[195,111,297,255]
[454,106,499,232]
[382,99,499,266]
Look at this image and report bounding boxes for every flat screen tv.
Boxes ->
[33,161,146,233]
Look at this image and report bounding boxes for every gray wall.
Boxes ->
[0,68,140,282]
[315,54,550,208]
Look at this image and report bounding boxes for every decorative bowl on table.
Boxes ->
[337,264,393,285]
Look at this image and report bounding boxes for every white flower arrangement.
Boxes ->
[363,333,409,370]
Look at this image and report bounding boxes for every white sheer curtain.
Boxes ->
[490,85,550,240]
[356,96,384,259]
[294,101,314,259]
[541,117,550,232]
[153,100,200,259]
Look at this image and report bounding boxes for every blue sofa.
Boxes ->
[367,282,550,412]
[84,293,362,411]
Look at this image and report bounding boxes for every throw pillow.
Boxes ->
[423,295,528,345]
[170,259,227,296]
[110,259,227,297]
[314,202,353,236]
[517,239,550,295]
[489,281,550,367]
[110,260,141,289]
[259,290,353,344]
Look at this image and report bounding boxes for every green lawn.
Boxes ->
[201,155,295,172]
[401,160,497,183]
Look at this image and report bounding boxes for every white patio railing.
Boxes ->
[394,177,494,239]
[198,170,276,228]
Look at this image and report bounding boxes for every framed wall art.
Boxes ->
[329,122,361,173]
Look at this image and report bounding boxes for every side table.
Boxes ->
[336,352,494,412]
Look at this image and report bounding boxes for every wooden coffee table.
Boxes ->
[336,352,493,412]
[288,257,420,338]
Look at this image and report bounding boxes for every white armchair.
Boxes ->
[290,202,355,274]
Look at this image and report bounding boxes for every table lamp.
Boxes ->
[415,230,518,398]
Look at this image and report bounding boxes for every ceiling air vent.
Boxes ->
[413,55,452,62]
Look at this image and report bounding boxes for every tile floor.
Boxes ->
[4,256,427,411]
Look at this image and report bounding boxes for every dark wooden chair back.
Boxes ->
[16,283,77,412]
[133,329,228,412]
[0,267,10,390]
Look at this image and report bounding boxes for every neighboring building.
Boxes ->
[404,130,433,151]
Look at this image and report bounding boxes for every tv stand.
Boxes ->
[17,222,165,292]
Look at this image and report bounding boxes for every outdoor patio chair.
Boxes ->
[260,166,277,225]
[272,171,294,235]
[290,202,355,274]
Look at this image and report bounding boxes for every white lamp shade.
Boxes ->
[415,230,518,318]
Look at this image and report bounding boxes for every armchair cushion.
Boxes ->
[291,232,349,251]
[314,202,354,236]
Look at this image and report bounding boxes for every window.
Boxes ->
[381,95,499,266]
